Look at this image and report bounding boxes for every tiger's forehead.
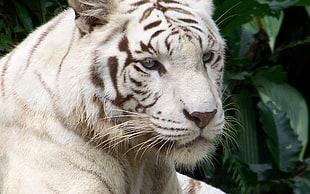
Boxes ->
[120,0,221,57]
[123,0,207,32]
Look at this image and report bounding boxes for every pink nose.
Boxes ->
[183,109,217,129]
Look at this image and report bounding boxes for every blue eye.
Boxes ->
[141,58,157,69]
[202,52,214,64]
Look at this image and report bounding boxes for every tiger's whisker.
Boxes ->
[215,2,241,24]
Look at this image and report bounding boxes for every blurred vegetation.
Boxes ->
[0,0,67,55]
[196,0,310,193]
[1,0,310,193]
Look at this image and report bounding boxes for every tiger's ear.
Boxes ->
[68,0,115,34]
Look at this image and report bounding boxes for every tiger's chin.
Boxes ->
[152,135,216,166]
[173,137,215,166]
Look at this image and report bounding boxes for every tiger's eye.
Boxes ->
[141,58,157,69]
[202,52,214,64]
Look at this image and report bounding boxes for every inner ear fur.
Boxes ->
[68,0,115,34]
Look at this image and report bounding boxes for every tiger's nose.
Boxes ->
[183,109,217,129]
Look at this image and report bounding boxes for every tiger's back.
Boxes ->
[0,0,225,193]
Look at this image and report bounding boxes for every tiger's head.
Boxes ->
[70,0,225,165]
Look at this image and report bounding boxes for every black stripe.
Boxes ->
[144,20,162,31]
[189,25,203,32]
[150,29,165,39]
[139,7,154,22]
[0,52,14,97]
[119,36,129,52]
[131,0,149,6]
[166,7,193,16]
[211,56,222,68]
[164,36,171,52]
[26,13,65,69]
[130,77,143,87]
[107,56,121,104]
[140,41,151,53]
[119,36,134,69]
[178,18,198,24]
[198,36,203,48]
[57,27,77,77]
[141,92,152,101]
[93,94,105,119]
[132,88,149,95]
[108,56,118,90]
[90,64,105,88]
[133,64,150,76]
[143,94,159,108]
[162,0,181,4]
[134,50,143,54]
[65,158,115,194]
[36,72,55,98]
[108,56,134,106]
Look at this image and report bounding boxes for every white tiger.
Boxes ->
[0,0,225,193]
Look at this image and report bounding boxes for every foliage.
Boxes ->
[203,0,310,193]
[0,0,67,55]
[1,0,310,193]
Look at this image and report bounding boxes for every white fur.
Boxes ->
[0,0,225,193]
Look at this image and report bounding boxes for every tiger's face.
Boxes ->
[89,0,225,165]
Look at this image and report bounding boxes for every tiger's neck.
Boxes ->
[117,150,179,193]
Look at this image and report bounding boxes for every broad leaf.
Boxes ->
[297,0,310,6]
[0,34,14,52]
[243,13,284,51]
[12,0,34,32]
[258,102,302,172]
[255,0,299,10]
[214,0,271,32]
[256,0,310,9]
[307,6,310,18]
[293,177,310,194]
[225,71,251,81]
[253,75,309,160]
[234,90,259,164]
[249,163,272,181]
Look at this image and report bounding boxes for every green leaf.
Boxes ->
[243,13,284,51]
[253,74,309,160]
[293,177,310,194]
[0,34,14,53]
[249,163,272,181]
[254,65,287,83]
[222,146,259,193]
[226,71,251,81]
[234,90,259,164]
[12,0,34,32]
[226,27,257,59]
[296,0,310,6]
[255,0,299,11]
[258,102,302,172]
[306,157,310,171]
[306,6,310,18]
[214,0,271,32]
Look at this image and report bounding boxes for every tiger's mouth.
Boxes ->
[148,131,211,150]
[106,110,219,154]
[180,136,208,147]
